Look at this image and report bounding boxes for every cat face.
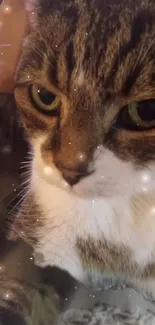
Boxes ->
[15,0,155,199]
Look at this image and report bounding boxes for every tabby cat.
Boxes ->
[3,0,155,323]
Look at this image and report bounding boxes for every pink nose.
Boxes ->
[57,164,90,186]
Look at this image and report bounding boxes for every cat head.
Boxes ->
[15,0,155,198]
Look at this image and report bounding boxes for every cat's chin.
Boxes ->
[72,181,119,199]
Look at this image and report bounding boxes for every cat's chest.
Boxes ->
[33,180,155,281]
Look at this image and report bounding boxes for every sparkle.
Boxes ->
[78,152,86,162]
[1,144,12,154]
[141,172,150,183]
[86,32,88,36]
[74,286,77,290]
[69,142,71,145]
[31,11,34,15]
[21,231,24,235]
[3,5,12,14]
[55,44,58,48]
[44,166,53,176]
[65,298,68,301]
[4,291,12,299]
[63,181,69,189]
[30,257,33,260]
[92,200,95,203]
[0,265,5,272]
[101,175,104,179]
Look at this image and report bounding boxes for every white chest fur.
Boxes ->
[32,175,155,282]
[31,139,155,282]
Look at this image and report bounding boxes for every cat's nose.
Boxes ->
[57,163,90,186]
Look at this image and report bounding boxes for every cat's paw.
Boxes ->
[0,277,60,325]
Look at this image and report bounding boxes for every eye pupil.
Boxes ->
[118,99,155,131]
[37,87,56,106]
[137,100,155,122]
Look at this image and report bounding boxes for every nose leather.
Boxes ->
[57,164,90,186]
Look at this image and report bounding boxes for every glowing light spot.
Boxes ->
[1,144,12,154]
[63,181,69,189]
[86,32,88,36]
[92,200,95,203]
[4,291,12,299]
[141,172,150,183]
[78,152,86,162]
[3,5,12,14]
[0,265,4,272]
[101,175,104,179]
[69,142,71,145]
[152,208,155,213]
[44,166,53,176]
[31,11,34,15]
[30,257,33,260]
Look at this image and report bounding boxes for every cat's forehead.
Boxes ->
[17,0,155,99]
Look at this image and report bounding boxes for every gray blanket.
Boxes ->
[62,285,155,325]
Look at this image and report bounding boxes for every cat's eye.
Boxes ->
[119,100,155,130]
[29,85,61,115]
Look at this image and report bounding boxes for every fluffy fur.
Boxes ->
[3,0,155,323]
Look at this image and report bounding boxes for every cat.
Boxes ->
[2,0,155,323]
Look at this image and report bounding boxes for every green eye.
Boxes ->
[119,100,155,130]
[30,85,61,115]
